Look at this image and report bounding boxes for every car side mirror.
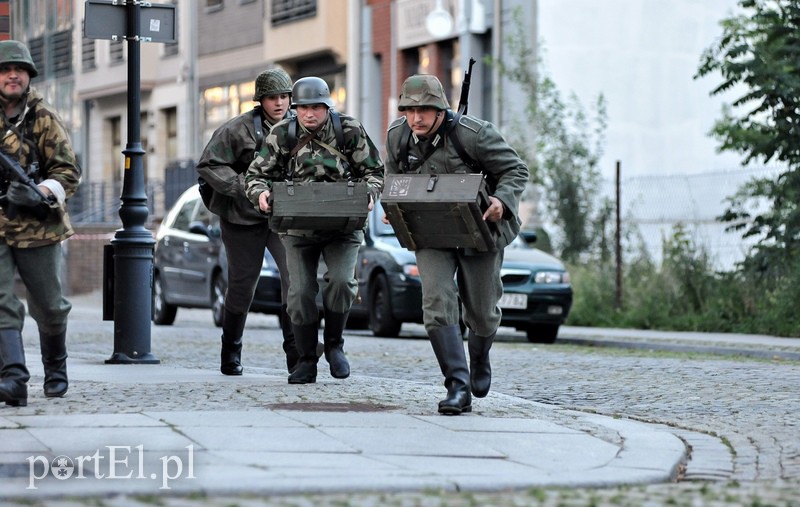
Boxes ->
[188,221,210,237]
[520,230,538,245]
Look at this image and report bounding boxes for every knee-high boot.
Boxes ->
[467,330,495,398]
[279,305,300,373]
[0,329,29,407]
[40,330,68,398]
[429,325,472,415]
[220,309,246,375]
[287,323,320,384]
[322,309,350,379]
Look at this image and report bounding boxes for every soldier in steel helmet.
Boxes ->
[245,76,384,385]
[196,67,320,376]
[0,40,81,407]
[383,73,528,415]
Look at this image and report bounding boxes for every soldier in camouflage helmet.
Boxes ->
[253,67,292,102]
[384,73,528,415]
[245,76,385,385]
[0,40,81,406]
[197,66,323,377]
[397,74,450,111]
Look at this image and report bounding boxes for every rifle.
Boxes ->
[0,149,52,219]
[456,57,477,115]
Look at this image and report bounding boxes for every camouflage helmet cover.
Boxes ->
[253,67,292,101]
[398,74,449,111]
[291,76,334,109]
[0,40,38,78]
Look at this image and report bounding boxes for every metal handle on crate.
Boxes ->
[426,174,438,191]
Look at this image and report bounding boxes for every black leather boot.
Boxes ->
[323,309,350,379]
[287,323,320,384]
[429,325,472,415]
[40,330,68,398]
[0,329,30,407]
[279,305,300,373]
[467,330,495,398]
[220,309,246,375]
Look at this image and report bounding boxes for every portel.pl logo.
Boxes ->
[27,445,195,490]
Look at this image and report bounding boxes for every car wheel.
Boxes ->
[211,273,226,328]
[152,273,177,325]
[369,274,402,337]
[526,324,559,344]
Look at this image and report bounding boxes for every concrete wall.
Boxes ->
[535,0,746,180]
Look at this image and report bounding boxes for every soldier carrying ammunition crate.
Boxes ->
[245,76,384,385]
[383,71,529,415]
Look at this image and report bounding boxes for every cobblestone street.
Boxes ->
[6,293,800,506]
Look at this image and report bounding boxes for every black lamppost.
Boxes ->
[85,0,176,364]
[105,0,158,364]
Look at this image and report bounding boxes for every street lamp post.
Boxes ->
[84,0,176,364]
[106,0,158,364]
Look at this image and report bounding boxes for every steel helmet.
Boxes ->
[398,74,449,111]
[253,67,292,101]
[0,40,38,78]
[291,76,334,109]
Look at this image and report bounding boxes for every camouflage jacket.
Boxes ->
[0,88,81,248]
[385,112,529,250]
[245,112,385,206]
[196,106,290,225]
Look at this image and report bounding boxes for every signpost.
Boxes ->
[84,0,176,364]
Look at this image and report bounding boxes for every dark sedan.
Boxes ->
[152,185,283,326]
[345,203,573,343]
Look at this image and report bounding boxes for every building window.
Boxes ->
[163,107,178,161]
[206,0,223,13]
[51,29,72,77]
[202,81,252,142]
[110,39,124,64]
[108,116,122,183]
[271,0,316,26]
[28,36,45,79]
[82,30,96,71]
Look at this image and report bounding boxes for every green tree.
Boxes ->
[696,0,800,276]
[490,8,609,263]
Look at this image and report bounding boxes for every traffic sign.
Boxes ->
[84,0,176,43]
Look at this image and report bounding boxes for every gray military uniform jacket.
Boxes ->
[196,106,288,225]
[385,111,529,250]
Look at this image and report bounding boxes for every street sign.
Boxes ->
[84,0,176,43]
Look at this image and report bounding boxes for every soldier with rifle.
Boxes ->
[383,65,528,415]
[0,40,81,407]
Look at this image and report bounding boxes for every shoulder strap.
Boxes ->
[398,122,412,173]
[330,111,346,151]
[448,113,480,173]
[252,107,264,156]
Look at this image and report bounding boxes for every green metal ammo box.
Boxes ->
[380,173,498,252]
[269,180,370,232]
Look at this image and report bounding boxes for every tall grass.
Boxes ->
[566,225,800,337]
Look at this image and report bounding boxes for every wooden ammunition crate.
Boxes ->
[380,173,498,252]
[269,180,370,232]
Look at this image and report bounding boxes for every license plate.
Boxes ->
[498,293,527,309]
